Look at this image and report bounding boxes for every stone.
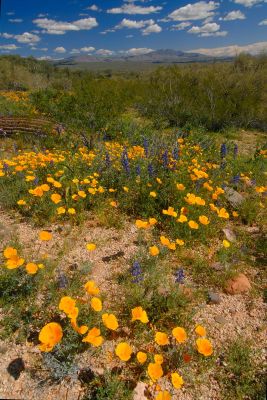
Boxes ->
[211,262,225,271]
[246,226,260,234]
[7,358,25,380]
[102,251,125,263]
[223,227,236,242]
[215,316,227,325]
[224,186,244,208]
[225,273,251,295]
[133,382,149,400]
[78,367,95,384]
[208,291,222,304]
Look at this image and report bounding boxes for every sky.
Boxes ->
[0,0,267,59]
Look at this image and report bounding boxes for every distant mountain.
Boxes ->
[54,49,218,67]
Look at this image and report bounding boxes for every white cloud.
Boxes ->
[33,17,98,35]
[16,32,40,43]
[54,46,66,53]
[2,33,13,39]
[233,0,267,6]
[221,10,246,20]
[107,4,162,15]
[0,44,19,50]
[80,46,95,52]
[9,18,23,23]
[86,5,101,11]
[188,22,222,35]
[259,19,267,25]
[2,32,40,44]
[115,18,154,29]
[169,1,219,21]
[95,49,114,55]
[113,18,161,35]
[38,56,52,60]
[70,49,81,54]
[142,23,162,35]
[123,47,154,55]
[189,41,267,56]
[171,22,192,30]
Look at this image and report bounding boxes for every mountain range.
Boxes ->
[54,49,225,67]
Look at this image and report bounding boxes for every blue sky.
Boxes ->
[0,0,266,58]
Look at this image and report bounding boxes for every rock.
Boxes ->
[225,273,251,295]
[223,227,236,242]
[133,382,149,400]
[7,358,25,380]
[208,291,222,304]
[78,367,95,384]
[102,251,125,263]
[246,226,260,234]
[224,186,244,208]
[57,273,68,289]
[211,262,225,271]
[215,316,227,324]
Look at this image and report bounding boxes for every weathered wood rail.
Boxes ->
[0,116,53,136]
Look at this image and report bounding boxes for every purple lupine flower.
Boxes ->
[136,165,141,176]
[143,138,149,158]
[172,146,179,161]
[233,144,238,158]
[3,162,9,172]
[220,143,227,158]
[148,163,154,177]
[232,174,240,185]
[131,261,143,283]
[174,268,185,284]
[162,150,168,169]
[34,177,39,186]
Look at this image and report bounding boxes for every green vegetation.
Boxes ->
[0,53,266,400]
[1,54,267,133]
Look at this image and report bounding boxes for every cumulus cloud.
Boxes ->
[142,23,162,35]
[114,18,161,34]
[169,1,219,21]
[188,22,227,36]
[171,22,192,30]
[33,17,98,34]
[259,19,267,25]
[54,46,66,53]
[122,47,154,55]
[115,18,154,29]
[188,41,267,56]
[0,44,19,50]
[2,32,40,44]
[86,5,101,11]
[107,4,162,15]
[80,46,95,52]
[95,49,114,55]
[70,49,81,54]
[9,18,23,23]
[221,10,246,20]
[233,0,267,6]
